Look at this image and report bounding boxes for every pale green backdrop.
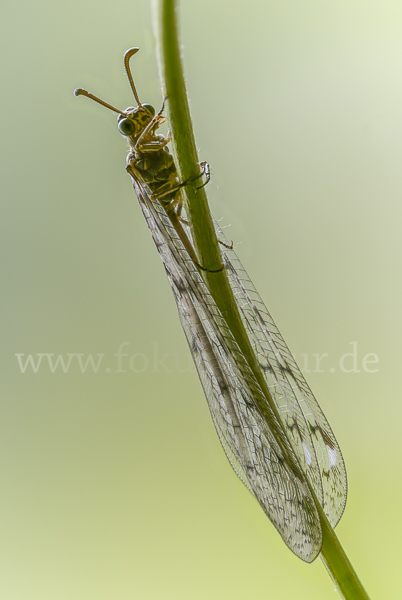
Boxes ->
[2,1,401,598]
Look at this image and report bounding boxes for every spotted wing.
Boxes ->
[212,221,347,528]
[131,178,323,562]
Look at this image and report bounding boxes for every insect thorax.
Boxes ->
[121,102,180,204]
[127,144,179,204]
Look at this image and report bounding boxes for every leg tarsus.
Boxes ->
[158,96,168,116]
[195,161,211,190]
[219,239,233,250]
[195,260,225,273]
[178,161,211,191]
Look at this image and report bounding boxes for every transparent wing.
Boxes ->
[213,221,347,528]
[132,179,323,562]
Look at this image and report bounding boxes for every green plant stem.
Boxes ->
[153,1,371,598]
[319,510,370,598]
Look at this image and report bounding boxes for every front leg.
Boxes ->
[135,100,169,153]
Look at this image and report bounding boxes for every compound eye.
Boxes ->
[142,104,155,116]
[118,118,136,136]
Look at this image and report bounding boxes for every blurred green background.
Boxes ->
[2,0,401,598]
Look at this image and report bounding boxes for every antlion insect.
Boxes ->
[76,48,225,274]
[75,47,347,562]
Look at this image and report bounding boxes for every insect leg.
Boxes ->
[154,161,211,201]
[194,161,210,189]
[219,239,234,250]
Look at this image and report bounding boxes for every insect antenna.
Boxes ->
[74,88,126,114]
[123,47,142,107]
[75,48,142,112]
